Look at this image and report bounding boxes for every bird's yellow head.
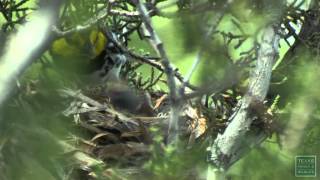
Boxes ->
[51,28,107,59]
[50,28,108,74]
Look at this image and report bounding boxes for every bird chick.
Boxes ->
[92,50,154,116]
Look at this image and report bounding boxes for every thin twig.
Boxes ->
[59,89,104,108]
[144,71,164,90]
[59,88,139,126]
[102,22,197,90]
[134,0,180,144]
[53,4,139,38]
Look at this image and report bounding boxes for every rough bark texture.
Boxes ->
[207,25,280,172]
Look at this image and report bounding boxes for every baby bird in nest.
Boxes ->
[89,43,154,116]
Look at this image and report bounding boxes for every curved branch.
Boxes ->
[207,25,280,172]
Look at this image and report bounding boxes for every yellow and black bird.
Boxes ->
[49,28,111,83]
[50,29,126,84]
[50,29,154,115]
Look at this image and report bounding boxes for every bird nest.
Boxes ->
[59,81,212,178]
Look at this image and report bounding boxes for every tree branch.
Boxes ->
[0,0,62,107]
[134,0,180,144]
[207,25,280,174]
[53,4,140,38]
[104,30,197,90]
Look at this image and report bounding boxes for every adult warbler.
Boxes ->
[52,29,154,115]
[49,28,108,79]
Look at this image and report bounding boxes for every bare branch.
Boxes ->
[207,25,280,173]
[134,0,180,144]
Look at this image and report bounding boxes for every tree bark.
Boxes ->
[207,25,280,177]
